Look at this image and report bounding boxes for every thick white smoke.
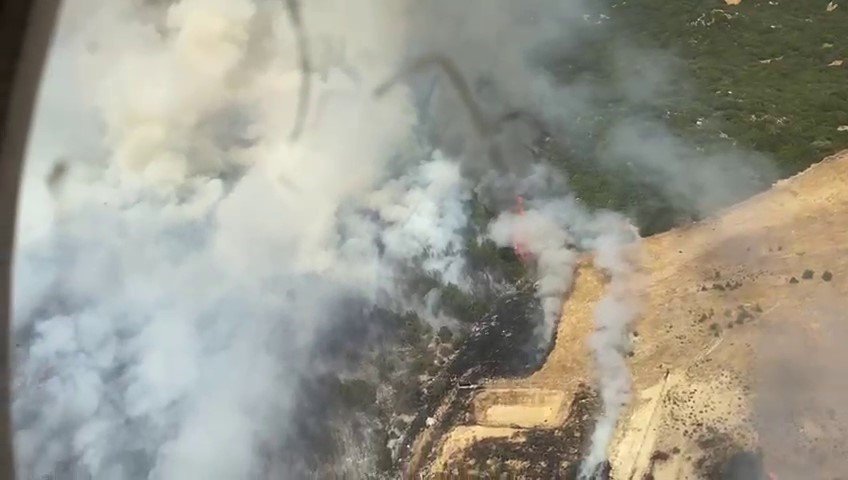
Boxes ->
[13,1,472,478]
[488,197,580,344]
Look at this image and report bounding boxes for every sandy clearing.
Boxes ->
[473,389,566,427]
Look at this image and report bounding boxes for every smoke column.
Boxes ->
[488,197,579,344]
[581,220,641,477]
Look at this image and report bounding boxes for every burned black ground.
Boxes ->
[397,285,552,470]
[440,386,602,479]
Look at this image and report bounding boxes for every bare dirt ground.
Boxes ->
[422,149,848,478]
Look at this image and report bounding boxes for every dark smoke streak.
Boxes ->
[492,110,548,137]
[375,54,553,173]
[284,0,311,142]
[375,55,490,138]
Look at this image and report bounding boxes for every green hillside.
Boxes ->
[549,0,848,234]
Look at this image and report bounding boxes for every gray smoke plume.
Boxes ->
[13,0,776,478]
[581,221,641,477]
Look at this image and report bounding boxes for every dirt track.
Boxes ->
[423,150,848,478]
